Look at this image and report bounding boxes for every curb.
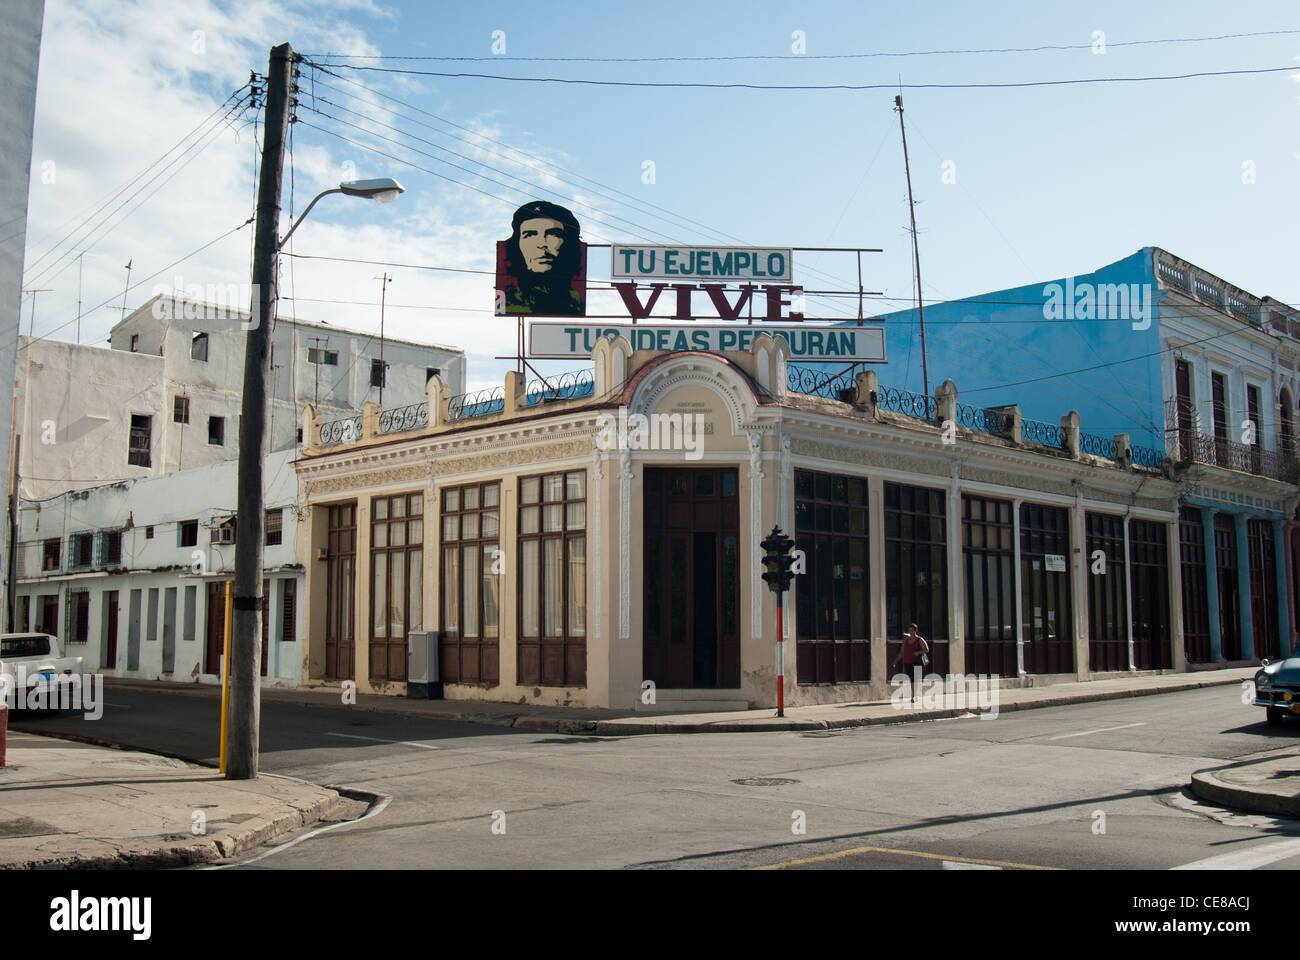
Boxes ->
[96,672,1250,737]
[0,734,352,869]
[1190,767,1300,818]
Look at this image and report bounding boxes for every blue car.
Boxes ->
[1253,658,1300,725]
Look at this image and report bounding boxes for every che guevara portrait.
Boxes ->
[495,200,587,317]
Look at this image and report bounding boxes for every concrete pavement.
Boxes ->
[0,732,357,869]
[106,666,1258,735]
[1192,748,1300,818]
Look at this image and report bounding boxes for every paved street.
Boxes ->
[14,682,1300,870]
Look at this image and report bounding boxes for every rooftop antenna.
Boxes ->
[119,259,133,321]
[374,273,391,407]
[895,95,930,403]
[21,288,52,337]
[76,253,84,344]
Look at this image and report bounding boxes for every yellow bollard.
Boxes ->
[219,580,233,774]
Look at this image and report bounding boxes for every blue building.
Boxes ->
[859,247,1300,667]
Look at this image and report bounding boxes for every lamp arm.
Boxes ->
[277,188,342,251]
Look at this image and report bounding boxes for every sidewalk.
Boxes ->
[0,733,354,869]
[107,666,1257,735]
[1192,751,1300,818]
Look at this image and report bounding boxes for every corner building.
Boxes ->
[294,336,1187,709]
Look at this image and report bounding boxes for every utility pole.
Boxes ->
[119,260,132,321]
[895,96,929,403]
[22,289,51,337]
[308,335,328,407]
[229,41,293,781]
[375,273,391,408]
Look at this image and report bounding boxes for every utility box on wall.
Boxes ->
[407,631,442,699]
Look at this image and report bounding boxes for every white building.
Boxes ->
[13,449,303,684]
[14,295,466,498]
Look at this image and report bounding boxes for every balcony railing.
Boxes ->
[1163,397,1298,482]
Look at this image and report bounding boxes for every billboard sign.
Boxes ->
[495,200,586,316]
[612,245,793,284]
[529,322,885,362]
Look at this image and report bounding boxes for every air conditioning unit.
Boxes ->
[211,520,236,545]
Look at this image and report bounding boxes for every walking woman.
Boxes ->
[891,623,930,702]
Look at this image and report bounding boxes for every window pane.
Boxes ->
[409,519,423,544]
[463,486,479,510]
[392,497,406,520]
[543,538,562,635]
[462,513,479,540]
[566,472,585,500]
[521,477,539,504]
[721,473,736,496]
[409,550,423,633]
[463,546,480,637]
[390,522,406,547]
[543,504,562,532]
[372,523,388,548]
[568,538,586,637]
[410,494,423,516]
[390,553,405,638]
[566,502,586,530]
[521,506,539,535]
[481,511,499,538]
[483,484,499,508]
[442,546,459,636]
[444,488,459,512]
[443,516,458,542]
[374,499,388,520]
[522,540,539,637]
[482,555,499,639]
[373,557,387,637]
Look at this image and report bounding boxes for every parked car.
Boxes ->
[1253,657,1300,725]
[0,632,86,712]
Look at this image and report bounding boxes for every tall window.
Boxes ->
[370,492,423,682]
[963,495,1016,676]
[1281,389,1295,459]
[1248,519,1279,661]
[518,471,587,686]
[1175,358,1194,460]
[1019,503,1074,674]
[129,414,151,467]
[281,579,296,643]
[265,508,283,546]
[884,482,948,668]
[173,396,190,424]
[179,520,198,548]
[1086,512,1128,671]
[1130,520,1171,670]
[1247,384,1262,473]
[370,359,386,389]
[208,416,224,446]
[191,331,209,361]
[69,532,94,570]
[1211,371,1229,466]
[65,588,90,644]
[794,471,869,684]
[42,538,61,572]
[1179,507,1211,663]
[441,482,499,685]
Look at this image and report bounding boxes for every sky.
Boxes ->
[18,0,1300,398]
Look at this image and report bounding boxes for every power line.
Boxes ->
[14,217,254,350]
[22,88,250,280]
[304,28,1300,63]
[308,61,1298,91]
[300,64,874,303]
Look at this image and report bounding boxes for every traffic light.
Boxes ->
[760,525,796,594]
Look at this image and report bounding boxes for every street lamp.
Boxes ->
[278,178,405,250]
[227,160,405,779]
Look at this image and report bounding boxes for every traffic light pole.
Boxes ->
[775,591,785,718]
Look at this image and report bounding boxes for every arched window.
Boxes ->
[1280,388,1294,458]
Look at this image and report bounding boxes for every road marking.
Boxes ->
[943,860,1002,870]
[1171,837,1300,871]
[1044,722,1145,740]
[208,790,392,869]
[325,732,439,750]
[752,845,1058,871]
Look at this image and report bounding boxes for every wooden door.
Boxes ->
[205,581,227,675]
[326,504,356,680]
[101,592,119,670]
[642,468,740,689]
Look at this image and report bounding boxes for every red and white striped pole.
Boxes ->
[775,592,786,718]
